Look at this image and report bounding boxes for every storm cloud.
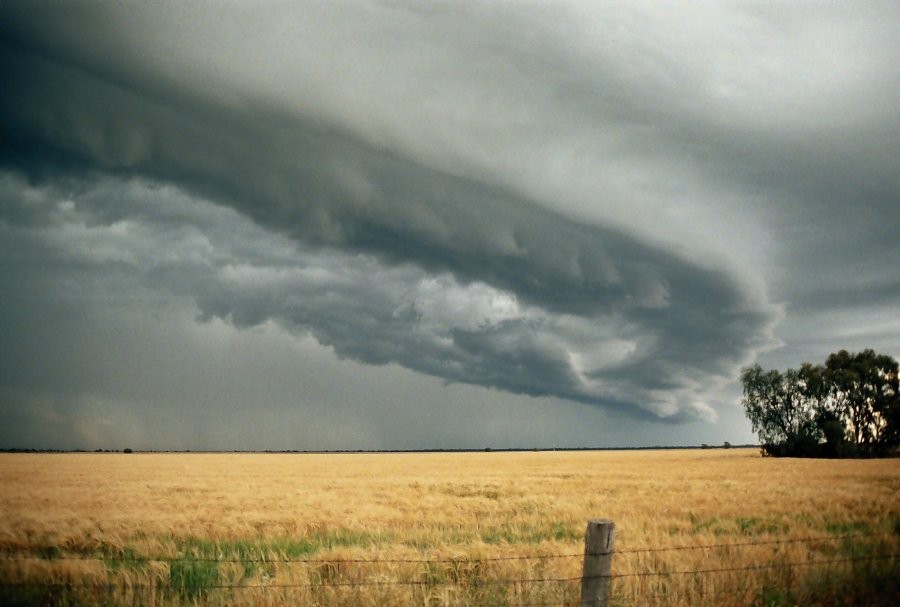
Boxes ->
[1,2,897,447]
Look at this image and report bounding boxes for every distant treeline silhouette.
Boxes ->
[742,349,899,457]
[1,445,758,455]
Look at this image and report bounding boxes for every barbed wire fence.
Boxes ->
[1,524,897,607]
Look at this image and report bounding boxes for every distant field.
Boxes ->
[1,449,898,606]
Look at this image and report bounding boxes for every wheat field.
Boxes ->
[1,448,898,606]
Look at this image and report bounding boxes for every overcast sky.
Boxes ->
[1,1,898,450]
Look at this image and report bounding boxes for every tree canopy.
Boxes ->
[741,349,899,457]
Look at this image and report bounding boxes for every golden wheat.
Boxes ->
[1,448,897,606]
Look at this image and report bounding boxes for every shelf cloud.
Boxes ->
[1,2,896,447]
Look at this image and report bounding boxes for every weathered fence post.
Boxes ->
[580,519,615,607]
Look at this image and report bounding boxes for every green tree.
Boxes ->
[824,349,899,456]
[741,365,821,456]
[798,362,850,456]
[742,349,900,458]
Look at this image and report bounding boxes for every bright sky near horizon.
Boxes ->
[1,1,898,450]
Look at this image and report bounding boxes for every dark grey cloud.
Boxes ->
[0,2,896,447]
[0,172,770,420]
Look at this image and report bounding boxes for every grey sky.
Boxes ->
[1,1,897,450]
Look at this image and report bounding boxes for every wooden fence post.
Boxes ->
[580,519,615,607]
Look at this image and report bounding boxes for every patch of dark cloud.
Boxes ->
[0,172,775,420]
[0,4,791,421]
[0,44,765,293]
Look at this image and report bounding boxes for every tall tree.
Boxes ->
[743,350,900,458]
[825,349,900,455]
[741,365,821,456]
[798,362,848,456]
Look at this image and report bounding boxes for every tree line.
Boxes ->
[741,349,899,457]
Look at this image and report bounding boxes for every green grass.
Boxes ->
[169,558,220,600]
[169,528,385,560]
[747,533,900,607]
[824,520,871,535]
[477,521,580,545]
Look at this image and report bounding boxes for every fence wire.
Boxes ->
[2,553,895,589]
[1,531,896,606]
[1,530,883,565]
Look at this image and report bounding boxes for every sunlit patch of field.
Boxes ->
[1,448,898,606]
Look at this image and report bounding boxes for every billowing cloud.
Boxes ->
[1,2,896,445]
[0,173,774,420]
